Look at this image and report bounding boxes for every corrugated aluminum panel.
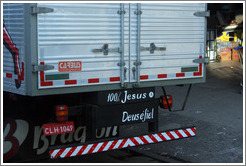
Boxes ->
[37,3,128,89]
[3,3,26,95]
[37,3,207,89]
[131,3,206,83]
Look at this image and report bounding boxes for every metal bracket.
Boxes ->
[132,67,136,80]
[162,84,192,112]
[32,64,54,72]
[193,57,209,64]
[194,11,210,17]
[140,43,166,54]
[133,62,142,66]
[134,10,142,15]
[124,67,127,81]
[117,61,126,67]
[92,44,122,55]
[117,10,126,15]
[31,6,54,15]
[133,82,140,88]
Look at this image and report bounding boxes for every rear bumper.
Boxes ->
[49,127,196,159]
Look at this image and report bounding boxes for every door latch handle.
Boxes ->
[132,67,136,80]
[124,67,127,80]
[140,43,166,54]
[92,44,122,55]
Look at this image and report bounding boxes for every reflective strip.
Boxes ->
[6,73,12,78]
[40,55,203,87]
[88,78,99,84]
[167,73,176,78]
[71,146,81,157]
[60,147,71,158]
[52,80,65,86]
[148,74,157,80]
[176,73,185,77]
[152,134,162,142]
[113,139,123,149]
[174,130,184,138]
[185,72,194,77]
[50,127,196,159]
[158,74,167,79]
[50,149,59,158]
[99,77,109,83]
[65,146,77,158]
[93,142,103,153]
[77,145,88,156]
[65,80,77,85]
[162,132,171,140]
[82,144,93,155]
[103,140,113,151]
[193,56,203,76]
[122,139,133,148]
[40,71,202,87]
[3,73,18,79]
[110,77,120,82]
[143,135,153,143]
[140,75,148,80]
[134,137,144,145]
[139,70,202,81]
[170,131,179,139]
[178,130,188,137]
[187,128,196,136]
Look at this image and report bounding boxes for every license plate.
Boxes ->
[43,121,75,136]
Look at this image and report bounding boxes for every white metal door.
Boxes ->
[37,3,128,89]
[130,3,206,85]
[37,3,207,89]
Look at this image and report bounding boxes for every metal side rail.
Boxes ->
[49,127,196,159]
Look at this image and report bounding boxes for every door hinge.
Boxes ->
[194,11,210,17]
[117,10,126,15]
[32,64,54,72]
[117,61,126,67]
[193,57,209,64]
[132,67,136,80]
[134,10,142,15]
[133,62,142,66]
[31,6,54,14]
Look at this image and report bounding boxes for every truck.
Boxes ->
[3,2,209,162]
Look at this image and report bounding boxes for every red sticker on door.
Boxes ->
[59,61,82,72]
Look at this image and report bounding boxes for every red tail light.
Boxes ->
[56,105,68,122]
[160,95,173,109]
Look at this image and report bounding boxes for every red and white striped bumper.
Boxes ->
[49,127,196,159]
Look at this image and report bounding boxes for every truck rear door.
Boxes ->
[37,3,207,89]
[37,3,128,89]
[130,3,207,85]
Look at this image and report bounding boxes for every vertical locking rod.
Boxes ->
[128,4,131,83]
[120,4,126,88]
[134,3,141,87]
